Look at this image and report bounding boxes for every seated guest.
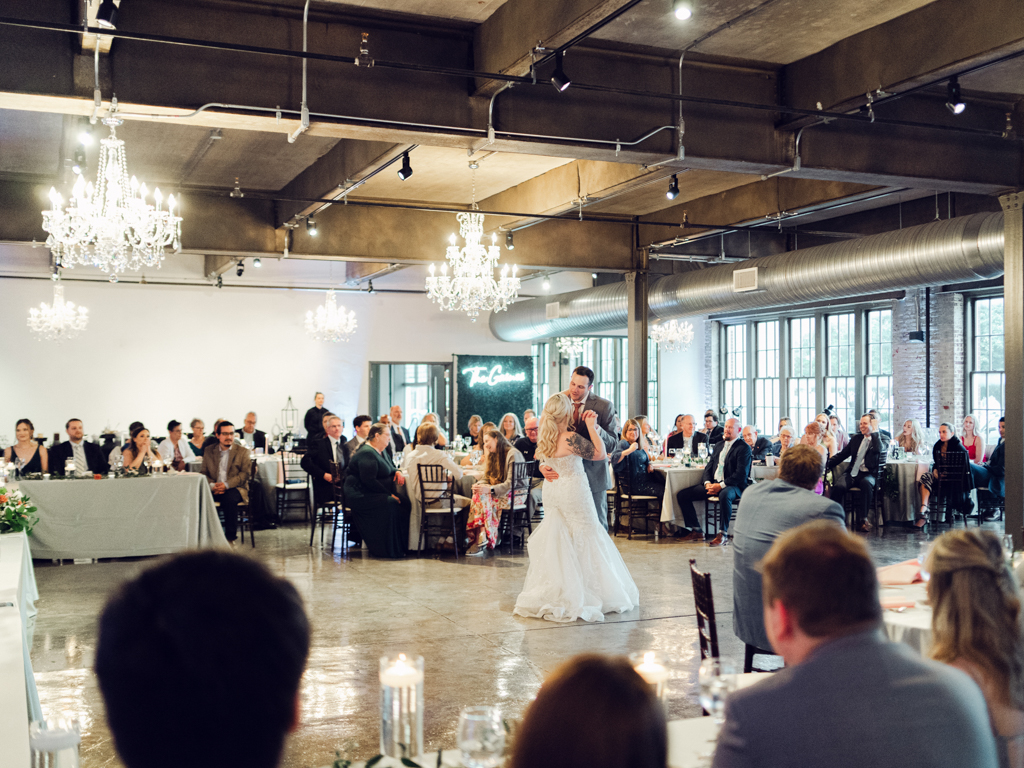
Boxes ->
[202,419,225,450]
[462,414,483,443]
[799,422,829,495]
[52,418,109,476]
[508,654,666,768]
[927,529,1024,767]
[830,414,849,452]
[122,426,160,474]
[732,445,844,657]
[612,419,667,498]
[917,422,973,529]
[403,423,467,551]
[304,391,328,441]
[513,417,544,488]
[188,418,206,456]
[500,412,524,442]
[770,425,796,458]
[826,414,883,532]
[157,420,196,471]
[301,415,348,516]
[344,423,409,557]
[971,417,1005,505]
[420,412,447,447]
[461,421,495,466]
[815,413,838,457]
[4,418,47,473]
[239,412,270,452]
[961,413,986,464]
[699,410,724,445]
[388,405,411,453]
[742,425,773,460]
[868,409,892,444]
[713,520,999,768]
[95,551,310,768]
[770,416,793,444]
[665,413,707,457]
[201,422,251,544]
[344,414,373,463]
[466,429,524,555]
[675,417,751,546]
[897,418,928,455]
[523,408,536,424]
[634,414,656,445]
[109,421,144,464]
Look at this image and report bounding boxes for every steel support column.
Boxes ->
[626,264,649,419]
[1000,192,1024,546]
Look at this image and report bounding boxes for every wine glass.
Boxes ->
[669,449,677,464]
[1002,534,1015,566]
[682,445,692,465]
[698,442,708,461]
[698,657,737,755]
[918,540,932,582]
[457,706,505,768]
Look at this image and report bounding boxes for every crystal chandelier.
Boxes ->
[425,211,520,320]
[305,289,357,342]
[650,319,695,352]
[27,279,89,342]
[556,336,589,357]
[41,111,181,278]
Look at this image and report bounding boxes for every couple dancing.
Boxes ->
[513,372,639,623]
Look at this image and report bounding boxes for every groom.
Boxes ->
[539,366,620,530]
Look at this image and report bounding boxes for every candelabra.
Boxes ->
[27,280,89,342]
[650,319,695,352]
[305,290,357,342]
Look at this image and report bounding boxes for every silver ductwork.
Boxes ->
[489,212,1005,342]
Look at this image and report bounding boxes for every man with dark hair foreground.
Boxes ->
[713,520,998,768]
[95,551,310,768]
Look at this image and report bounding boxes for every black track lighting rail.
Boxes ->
[0,16,1015,141]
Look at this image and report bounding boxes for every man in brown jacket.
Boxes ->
[202,421,251,544]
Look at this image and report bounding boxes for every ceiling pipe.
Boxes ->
[287,0,311,143]
[488,212,1005,341]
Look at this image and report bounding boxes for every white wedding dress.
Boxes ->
[513,454,640,623]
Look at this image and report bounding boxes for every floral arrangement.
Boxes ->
[0,486,39,535]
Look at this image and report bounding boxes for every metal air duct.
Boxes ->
[489,212,1005,342]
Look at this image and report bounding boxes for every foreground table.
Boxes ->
[653,465,707,527]
[0,532,41,767]
[880,582,931,654]
[22,474,228,560]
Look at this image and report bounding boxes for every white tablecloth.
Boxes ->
[653,465,707,526]
[0,532,41,767]
[880,583,931,654]
[882,460,929,522]
[21,474,228,560]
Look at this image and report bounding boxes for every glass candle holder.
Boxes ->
[629,651,669,701]
[379,653,424,759]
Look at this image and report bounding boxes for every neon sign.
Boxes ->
[461,365,527,388]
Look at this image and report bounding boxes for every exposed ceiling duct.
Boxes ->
[489,212,1005,342]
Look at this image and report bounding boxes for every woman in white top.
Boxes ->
[402,423,465,551]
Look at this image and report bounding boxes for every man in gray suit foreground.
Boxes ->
[713,521,997,768]
[732,445,845,653]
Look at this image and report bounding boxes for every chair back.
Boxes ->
[511,460,535,510]
[280,451,306,484]
[935,447,967,494]
[690,558,720,660]
[247,457,259,495]
[416,464,454,511]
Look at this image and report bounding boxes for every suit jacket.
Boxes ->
[827,431,883,478]
[565,391,620,494]
[701,439,752,490]
[301,436,347,506]
[241,429,269,452]
[987,438,1005,478]
[731,479,845,650]
[712,629,998,768]
[201,443,252,504]
[389,424,412,453]
[666,431,708,454]
[748,436,773,460]
[51,440,109,476]
[343,444,397,509]
[700,425,725,446]
[343,435,364,464]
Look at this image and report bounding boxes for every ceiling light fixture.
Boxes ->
[254,257,262,268]
[306,217,318,236]
[27,278,89,342]
[78,127,93,146]
[556,337,588,357]
[550,51,571,93]
[666,174,680,200]
[95,0,118,29]
[506,231,515,250]
[397,152,413,180]
[229,177,244,198]
[542,276,551,291]
[946,77,966,115]
[305,289,358,342]
[71,147,87,176]
[236,260,245,277]
[673,0,693,20]
[650,319,695,352]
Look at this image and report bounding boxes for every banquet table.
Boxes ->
[21,474,228,560]
[653,464,709,527]
[0,532,42,767]
[879,582,931,654]
[881,459,929,523]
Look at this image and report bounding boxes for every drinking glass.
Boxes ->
[457,706,505,768]
[918,540,932,582]
[1002,534,1015,566]
[669,449,677,464]
[698,656,737,760]
[682,445,691,465]
[698,443,708,461]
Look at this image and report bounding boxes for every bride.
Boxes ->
[513,393,639,623]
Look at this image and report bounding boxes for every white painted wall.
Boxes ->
[655,317,707,436]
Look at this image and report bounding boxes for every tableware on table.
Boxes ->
[698,656,737,753]
[682,445,691,465]
[30,717,81,768]
[379,653,424,759]
[1002,534,1015,566]
[42,473,51,480]
[918,540,932,582]
[457,706,505,768]
[698,443,708,461]
[64,458,75,477]
[630,651,669,700]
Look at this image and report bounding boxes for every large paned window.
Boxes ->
[531,342,550,413]
[647,338,659,430]
[788,317,816,430]
[971,297,1005,445]
[723,324,747,418]
[754,321,780,433]
[598,338,616,403]
[619,338,629,423]
[825,313,857,434]
[864,309,893,433]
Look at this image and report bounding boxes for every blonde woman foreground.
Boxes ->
[514,393,639,623]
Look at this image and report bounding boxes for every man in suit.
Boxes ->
[344,415,373,463]
[675,417,751,545]
[731,445,845,655]
[52,418,109,476]
[712,521,998,768]
[239,412,271,453]
[301,414,348,513]
[201,421,251,544]
[868,409,892,445]
[971,416,1005,508]
[700,411,724,445]
[827,413,883,532]
[388,405,411,454]
[665,414,708,457]
[538,366,620,530]
[741,425,773,460]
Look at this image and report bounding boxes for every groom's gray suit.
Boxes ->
[566,391,620,530]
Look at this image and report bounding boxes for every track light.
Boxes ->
[397,152,413,181]
[666,174,679,200]
[551,52,571,93]
[236,260,245,277]
[542,276,551,292]
[506,231,515,250]
[946,77,966,115]
[96,0,118,29]
[229,177,244,198]
[673,0,693,20]
[307,218,318,237]
[72,146,87,175]
[254,257,262,268]
[78,127,93,146]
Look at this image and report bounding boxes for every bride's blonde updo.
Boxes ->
[536,393,571,461]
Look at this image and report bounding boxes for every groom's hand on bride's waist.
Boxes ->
[539,464,559,481]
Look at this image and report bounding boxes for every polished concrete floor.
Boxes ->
[30,517,1004,767]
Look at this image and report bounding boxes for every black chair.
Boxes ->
[310,460,345,548]
[326,464,354,551]
[689,558,720,661]
[415,463,466,558]
[214,457,256,547]
[500,460,536,553]
[277,451,311,522]
[844,451,888,529]
[929,449,971,526]
[616,468,661,540]
[978,488,1005,523]
[704,496,722,539]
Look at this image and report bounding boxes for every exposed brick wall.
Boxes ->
[932,292,965,429]
[892,292,927,423]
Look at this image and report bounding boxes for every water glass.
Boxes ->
[698,443,708,461]
[30,718,81,768]
[1002,534,1015,566]
[457,706,505,768]
[918,540,932,582]
[379,654,424,759]
[698,657,737,727]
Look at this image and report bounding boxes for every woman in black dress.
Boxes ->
[122,426,160,474]
[343,422,411,558]
[4,418,47,474]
